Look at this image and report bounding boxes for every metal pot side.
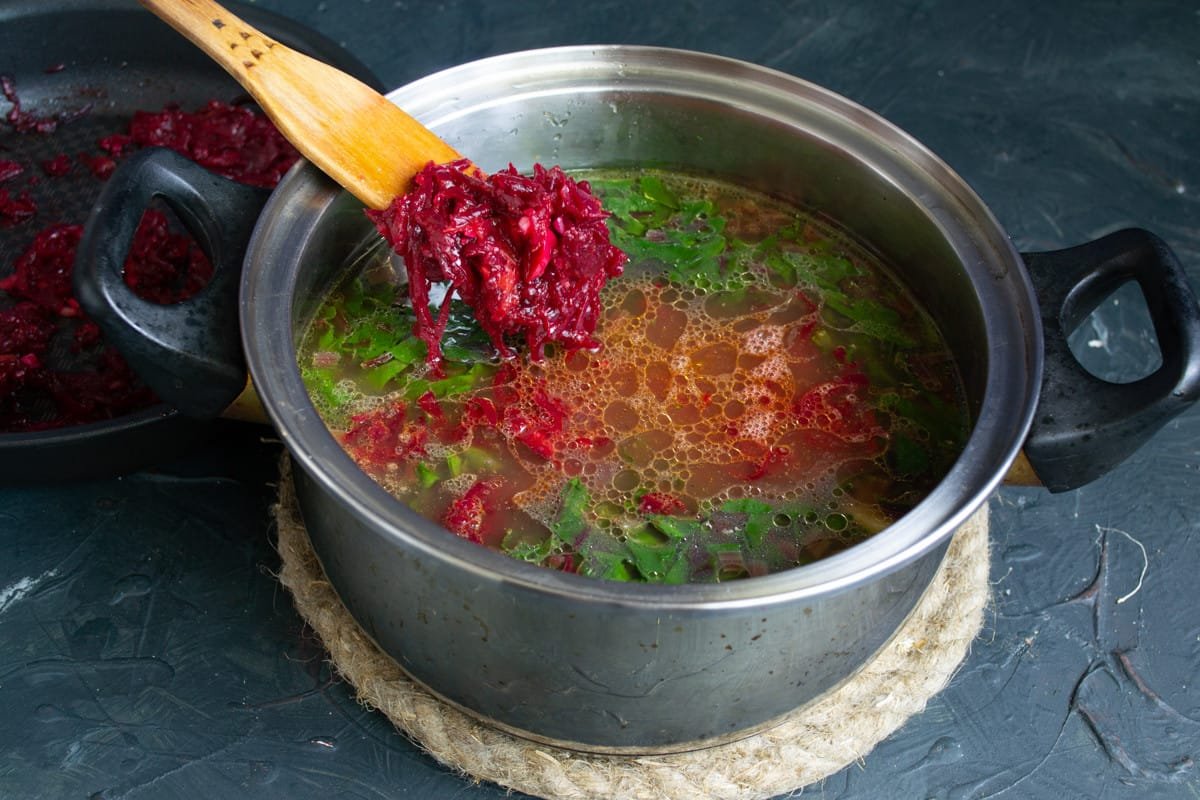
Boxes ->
[241,46,1039,752]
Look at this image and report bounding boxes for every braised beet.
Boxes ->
[367,159,626,366]
[127,100,300,188]
[1,92,299,431]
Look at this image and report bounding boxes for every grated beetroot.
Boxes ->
[637,492,688,516]
[1,74,86,135]
[0,188,37,226]
[1,223,83,315]
[97,133,134,158]
[46,347,156,428]
[792,370,884,445]
[2,74,54,133]
[367,159,627,366]
[0,301,55,356]
[39,154,72,177]
[442,479,497,544]
[1,88,300,432]
[341,402,428,467]
[0,159,23,182]
[0,354,47,416]
[121,209,214,305]
[78,152,116,180]
[127,100,300,188]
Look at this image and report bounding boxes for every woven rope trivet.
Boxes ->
[273,456,990,800]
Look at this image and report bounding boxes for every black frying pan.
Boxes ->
[0,0,381,481]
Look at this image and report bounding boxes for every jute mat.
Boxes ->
[273,457,990,800]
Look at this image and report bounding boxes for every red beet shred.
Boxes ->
[367,159,627,366]
[2,75,68,134]
[1,84,298,431]
[0,159,23,182]
[121,100,300,188]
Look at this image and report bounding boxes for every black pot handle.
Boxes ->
[74,148,272,419]
[1021,228,1200,492]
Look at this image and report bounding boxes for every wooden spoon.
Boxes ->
[138,0,465,210]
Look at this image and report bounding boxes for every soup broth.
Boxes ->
[298,171,969,583]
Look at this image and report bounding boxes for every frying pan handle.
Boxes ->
[74,148,271,419]
[1020,228,1200,492]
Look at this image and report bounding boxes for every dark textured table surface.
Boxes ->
[3,1,1199,798]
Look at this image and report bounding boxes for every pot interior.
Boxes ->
[249,45,1039,599]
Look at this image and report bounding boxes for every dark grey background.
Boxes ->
[2,0,1199,797]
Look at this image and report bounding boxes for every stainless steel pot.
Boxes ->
[75,46,1200,753]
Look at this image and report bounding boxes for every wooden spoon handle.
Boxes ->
[138,0,463,209]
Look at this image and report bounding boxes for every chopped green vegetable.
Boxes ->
[459,446,502,474]
[877,392,966,451]
[503,536,554,563]
[550,478,591,548]
[589,176,748,292]
[888,433,931,476]
[719,498,773,514]
[404,362,495,400]
[625,538,690,584]
[647,515,703,541]
[416,462,441,488]
[586,550,640,582]
[751,234,915,347]
[638,174,680,209]
[301,365,354,411]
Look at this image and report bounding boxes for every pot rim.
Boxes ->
[244,44,1041,608]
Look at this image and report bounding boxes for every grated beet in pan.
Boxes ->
[1,83,298,431]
